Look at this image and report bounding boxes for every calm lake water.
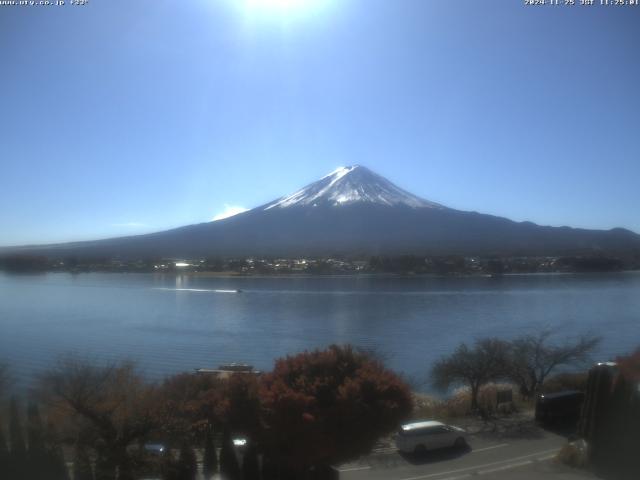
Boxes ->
[1,272,638,391]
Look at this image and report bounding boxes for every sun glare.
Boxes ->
[242,0,328,18]
[246,0,310,10]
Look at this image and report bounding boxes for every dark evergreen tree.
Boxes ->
[27,403,47,480]
[44,422,69,480]
[160,446,178,480]
[9,397,27,480]
[117,451,135,480]
[0,419,9,480]
[219,429,241,480]
[74,443,94,480]
[261,455,279,480]
[202,427,218,479]
[242,443,260,480]
[93,452,115,480]
[176,443,197,480]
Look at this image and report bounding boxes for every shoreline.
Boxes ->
[2,269,638,279]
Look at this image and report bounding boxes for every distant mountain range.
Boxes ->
[4,166,640,259]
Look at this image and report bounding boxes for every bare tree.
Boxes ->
[431,338,510,411]
[507,331,600,399]
[38,357,158,480]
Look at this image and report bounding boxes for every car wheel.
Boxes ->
[454,437,466,449]
[414,444,427,455]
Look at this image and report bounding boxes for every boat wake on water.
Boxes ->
[152,288,242,293]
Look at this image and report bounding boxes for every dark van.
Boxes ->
[535,390,585,426]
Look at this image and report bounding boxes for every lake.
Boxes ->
[1,271,638,392]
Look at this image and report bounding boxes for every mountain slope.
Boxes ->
[3,166,640,259]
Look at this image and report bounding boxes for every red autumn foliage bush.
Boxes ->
[259,344,413,472]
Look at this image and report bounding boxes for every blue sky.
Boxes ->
[1,0,639,246]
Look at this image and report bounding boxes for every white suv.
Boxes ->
[395,420,467,454]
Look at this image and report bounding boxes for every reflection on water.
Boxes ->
[0,272,638,392]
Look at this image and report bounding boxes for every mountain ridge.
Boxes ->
[2,166,640,259]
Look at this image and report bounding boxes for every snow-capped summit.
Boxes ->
[263,165,445,210]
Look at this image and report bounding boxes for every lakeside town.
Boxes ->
[1,253,637,275]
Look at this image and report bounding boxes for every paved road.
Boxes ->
[337,429,593,480]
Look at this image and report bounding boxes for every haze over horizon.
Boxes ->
[1,0,639,246]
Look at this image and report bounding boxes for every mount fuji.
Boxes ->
[5,165,640,259]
